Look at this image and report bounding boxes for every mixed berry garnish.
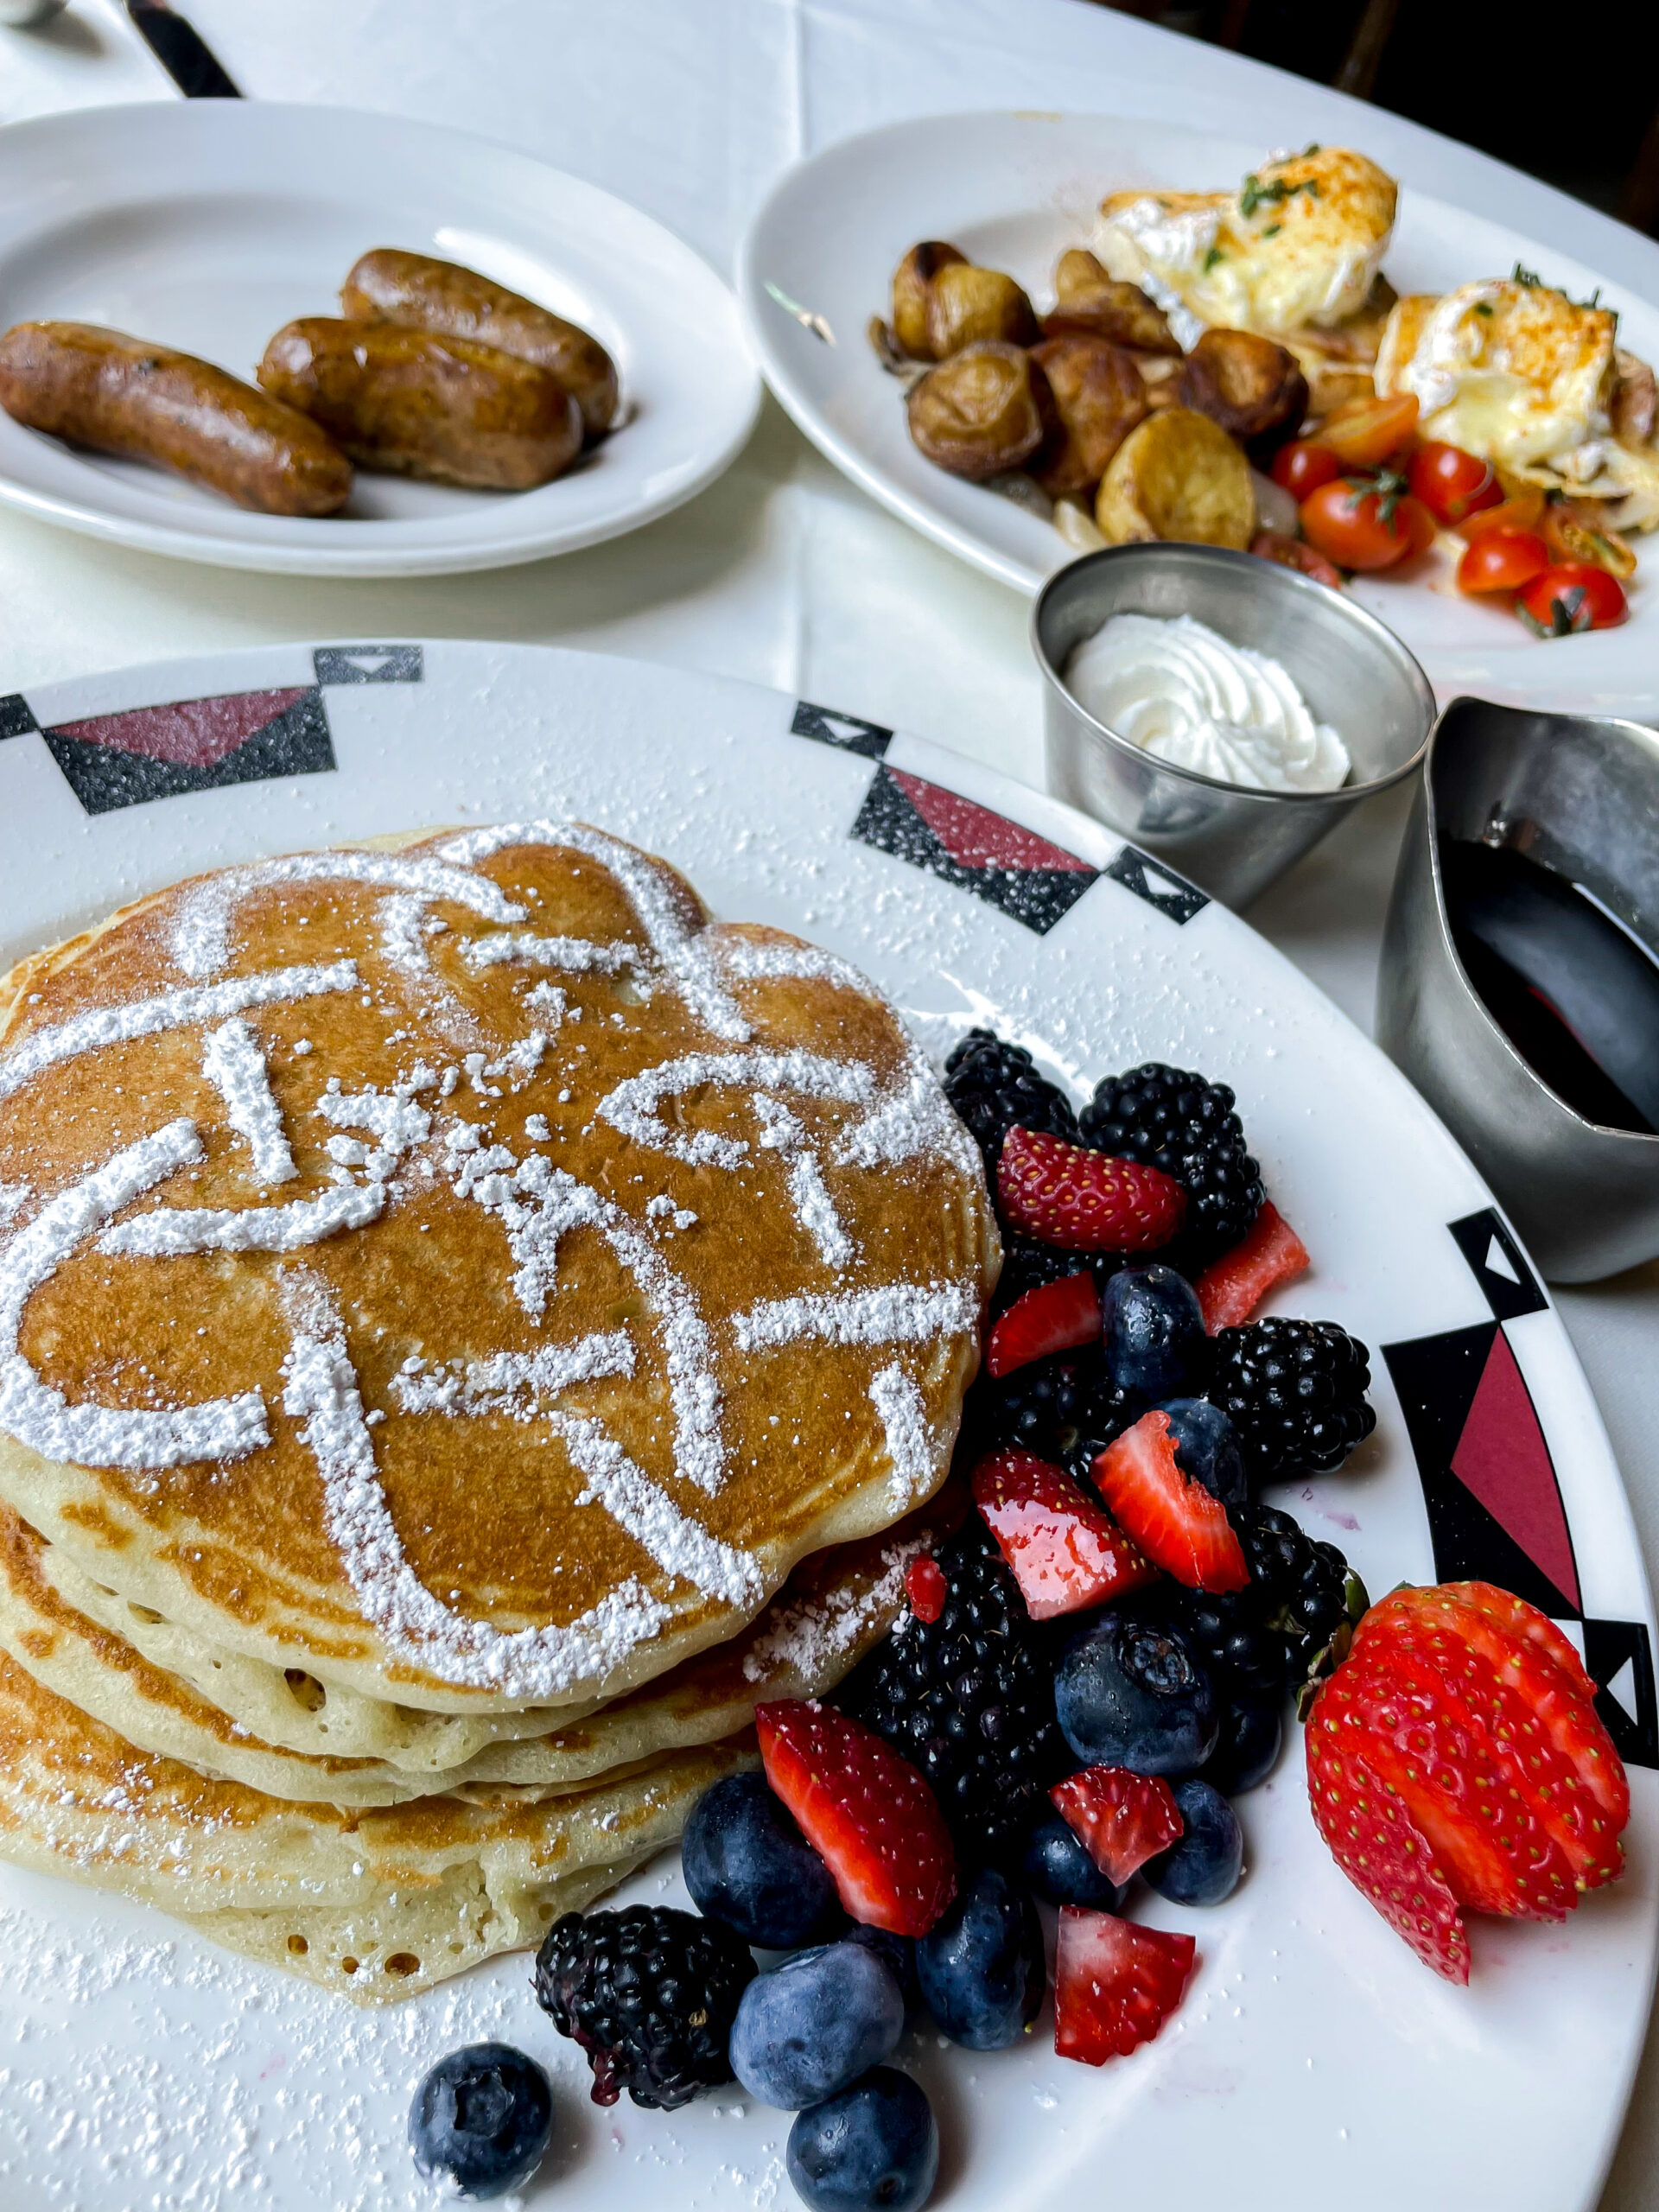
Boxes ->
[413,1033,1627,2209]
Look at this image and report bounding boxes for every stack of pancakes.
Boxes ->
[0,823,996,2001]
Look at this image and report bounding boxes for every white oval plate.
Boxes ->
[739,110,1659,717]
[0,639,1652,2212]
[0,103,760,576]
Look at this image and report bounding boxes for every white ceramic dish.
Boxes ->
[0,103,760,576]
[0,639,1652,2212]
[738,110,1659,718]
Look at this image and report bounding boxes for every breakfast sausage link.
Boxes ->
[0,321,353,517]
[341,249,619,439]
[257,319,584,492]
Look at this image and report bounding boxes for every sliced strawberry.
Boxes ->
[1054,1910,1197,2063]
[1363,1605,1616,1896]
[1051,1765,1183,1885]
[1192,1200,1310,1332]
[985,1270,1101,1377]
[1361,1585,1627,1880]
[755,1700,957,1936]
[1335,1636,1579,1921]
[1305,1682,1471,1984]
[904,1554,948,1624]
[997,1127,1186,1254]
[973,1449,1159,1620]
[1092,1411,1248,1592]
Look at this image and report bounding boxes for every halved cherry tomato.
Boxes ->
[1268,441,1341,500]
[1541,502,1637,580]
[1456,528,1548,594]
[1249,530,1342,588]
[1408,441,1503,527]
[1318,392,1421,468]
[1460,490,1546,542]
[1517,561,1628,636]
[1300,477,1435,571]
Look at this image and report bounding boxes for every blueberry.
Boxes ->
[730,1942,906,2109]
[914,1866,1044,2050]
[1205,1693,1283,1794]
[1054,1611,1219,1777]
[1102,1267,1205,1402]
[1160,1397,1246,1508]
[1019,1806,1129,1911]
[842,1922,919,2009]
[786,2068,938,2212]
[409,2043,552,2202]
[683,1770,842,1949]
[1144,1778,1243,1906]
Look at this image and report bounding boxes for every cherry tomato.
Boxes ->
[1300,478,1435,571]
[1460,490,1547,542]
[1517,561,1629,636]
[1249,530,1343,588]
[1541,501,1637,580]
[1317,393,1421,468]
[1456,529,1549,595]
[1268,441,1341,500]
[1408,441,1503,527]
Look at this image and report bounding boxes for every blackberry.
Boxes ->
[1144,1501,1357,1696]
[964,1347,1137,1469]
[943,1027,1078,1177]
[1208,1316,1376,1483]
[1236,1500,1357,1684]
[532,1904,755,2110]
[1144,1581,1290,1702]
[1078,1063,1263,1261]
[838,1516,1067,1857]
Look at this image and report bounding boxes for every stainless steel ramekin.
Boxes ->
[1032,543,1435,909]
[1377,695,1659,1283]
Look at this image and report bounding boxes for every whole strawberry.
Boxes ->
[1306,1580,1629,1982]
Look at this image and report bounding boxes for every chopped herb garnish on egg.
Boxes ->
[1204,246,1225,271]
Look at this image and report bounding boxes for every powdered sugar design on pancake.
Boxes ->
[0,963,358,1103]
[754,1096,853,1268]
[168,854,522,982]
[97,1178,388,1258]
[868,1363,938,1512]
[282,1272,695,1697]
[733,1282,978,1351]
[0,1122,268,1471]
[439,822,749,1040]
[200,1019,296,1187]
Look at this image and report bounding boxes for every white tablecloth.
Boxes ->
[4,4,1658,2201]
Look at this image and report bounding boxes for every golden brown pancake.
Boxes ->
[0,1484,962,1803]
[0,1645,752,1999]
[0,825,997,1718]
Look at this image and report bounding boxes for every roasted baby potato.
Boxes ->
[258,320,583,491]
[906,341,1056,480]
[892,241,968,359]
[1043,249,1180,356]
[1094,405,1255,549]
[1178,328,1307,443]
[1028,334,1147,499]
[341,249,618,439]
[0,321,353,516]
[926,264,1039,359]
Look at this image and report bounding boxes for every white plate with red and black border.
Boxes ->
[0,638,1652,2212]
[738,110,1659,721]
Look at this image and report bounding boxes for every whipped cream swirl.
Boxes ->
[1065,613,1351,795]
